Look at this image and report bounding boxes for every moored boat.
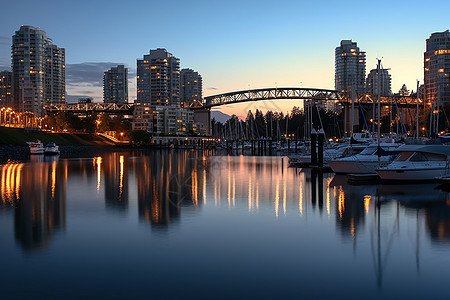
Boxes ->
[44,142,60,155]
[28,141,44,155]
[328,142,401,174]
[375,145,450,182]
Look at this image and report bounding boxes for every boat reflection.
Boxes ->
[377,183,450,244]
[2,151,450,254]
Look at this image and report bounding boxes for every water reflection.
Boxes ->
[103,153,129,211]
[132,151,206,228]
[1,160,66,251]
[1,152,450,261]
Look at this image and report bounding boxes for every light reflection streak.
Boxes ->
[364,195,371,214]
[299,183,303,216]
[51,161,56,198]
[214,179,217,206]
[228,170,231,208]
[95,157,102,192]
[15,164,22,198]
[191,169,198,206]
[232,174,236,207]
[1,163,23,204]
[248,175,252,212]
[283,176,286,216]
[203,169,206,205]
[119,155,124,198]
[338,187,345,219]
[275,176,279,218]
[326,178,332,218]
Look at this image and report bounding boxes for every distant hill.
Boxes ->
[211,110,231,124]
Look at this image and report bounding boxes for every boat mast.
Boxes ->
[377,59,382,163]
[416,80,420,139]
[351,82,355,140]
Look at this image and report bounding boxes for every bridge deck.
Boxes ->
[46,88,421,113]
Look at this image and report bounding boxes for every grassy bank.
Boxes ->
[0,126,116,146]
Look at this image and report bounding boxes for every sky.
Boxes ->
[0,0,449,118]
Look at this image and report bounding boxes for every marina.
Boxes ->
[1,150,449,298]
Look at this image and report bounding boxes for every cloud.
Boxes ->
[66,62,133,87]
[0,64,11,71]
[207,87,218,90]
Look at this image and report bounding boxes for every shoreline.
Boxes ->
[0,144,147,164]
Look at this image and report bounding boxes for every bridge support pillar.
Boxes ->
[343,103,359,137]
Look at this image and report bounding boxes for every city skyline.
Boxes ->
[0,0,449,117]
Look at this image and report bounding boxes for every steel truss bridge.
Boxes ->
[200,87,420,109]
[46,102,135,114]
[46,88,420,113]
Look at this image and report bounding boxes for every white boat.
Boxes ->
[328,143,401,174]
[28,141,44,155]
[438,133,450,143]
[376,145,450,182]
[288,144,366,166]
[44,142,60,155]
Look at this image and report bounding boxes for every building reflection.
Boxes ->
[132,151,205,228]
[0,160,67,251]
[103,153,129,211]
[425,205,450,243]
[327,175,377,240]
[378,183,450,244]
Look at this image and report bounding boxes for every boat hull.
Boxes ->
[30,148,44,154]
[376,167,447,182]
[329,160,390,174]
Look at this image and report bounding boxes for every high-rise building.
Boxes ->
[136,48,180,106]
[45,44,65,105]
[180,68,202,107]
[335,40,366,94]
[12,26,65,116]
[103,65,128,103]
[366,67,392,96]
[0,70,13,107]
[424,30,450,104]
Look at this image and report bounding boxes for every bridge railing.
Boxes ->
[46,102,135,113]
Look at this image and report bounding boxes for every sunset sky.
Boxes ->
[0,0,449,117]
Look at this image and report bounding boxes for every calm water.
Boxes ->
[1,151,450,299]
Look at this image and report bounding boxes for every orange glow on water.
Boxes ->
[282,175,286,216]
[299,183,303,216]
[338,187,345,219]
[364,195,371,214]
[275,176,280,218]
[232,174,236,207]
[1,163,23,204]
[228,170,231,208]
[326,178,332,218]
[119,155,124,198]
[203,169,206,205]
[95,157,102,192]
[248,175,252,212]
[51,161,56,198]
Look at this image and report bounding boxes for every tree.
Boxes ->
[130,130,151,145]
[98,114,113,132]
[399,84,410,96]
